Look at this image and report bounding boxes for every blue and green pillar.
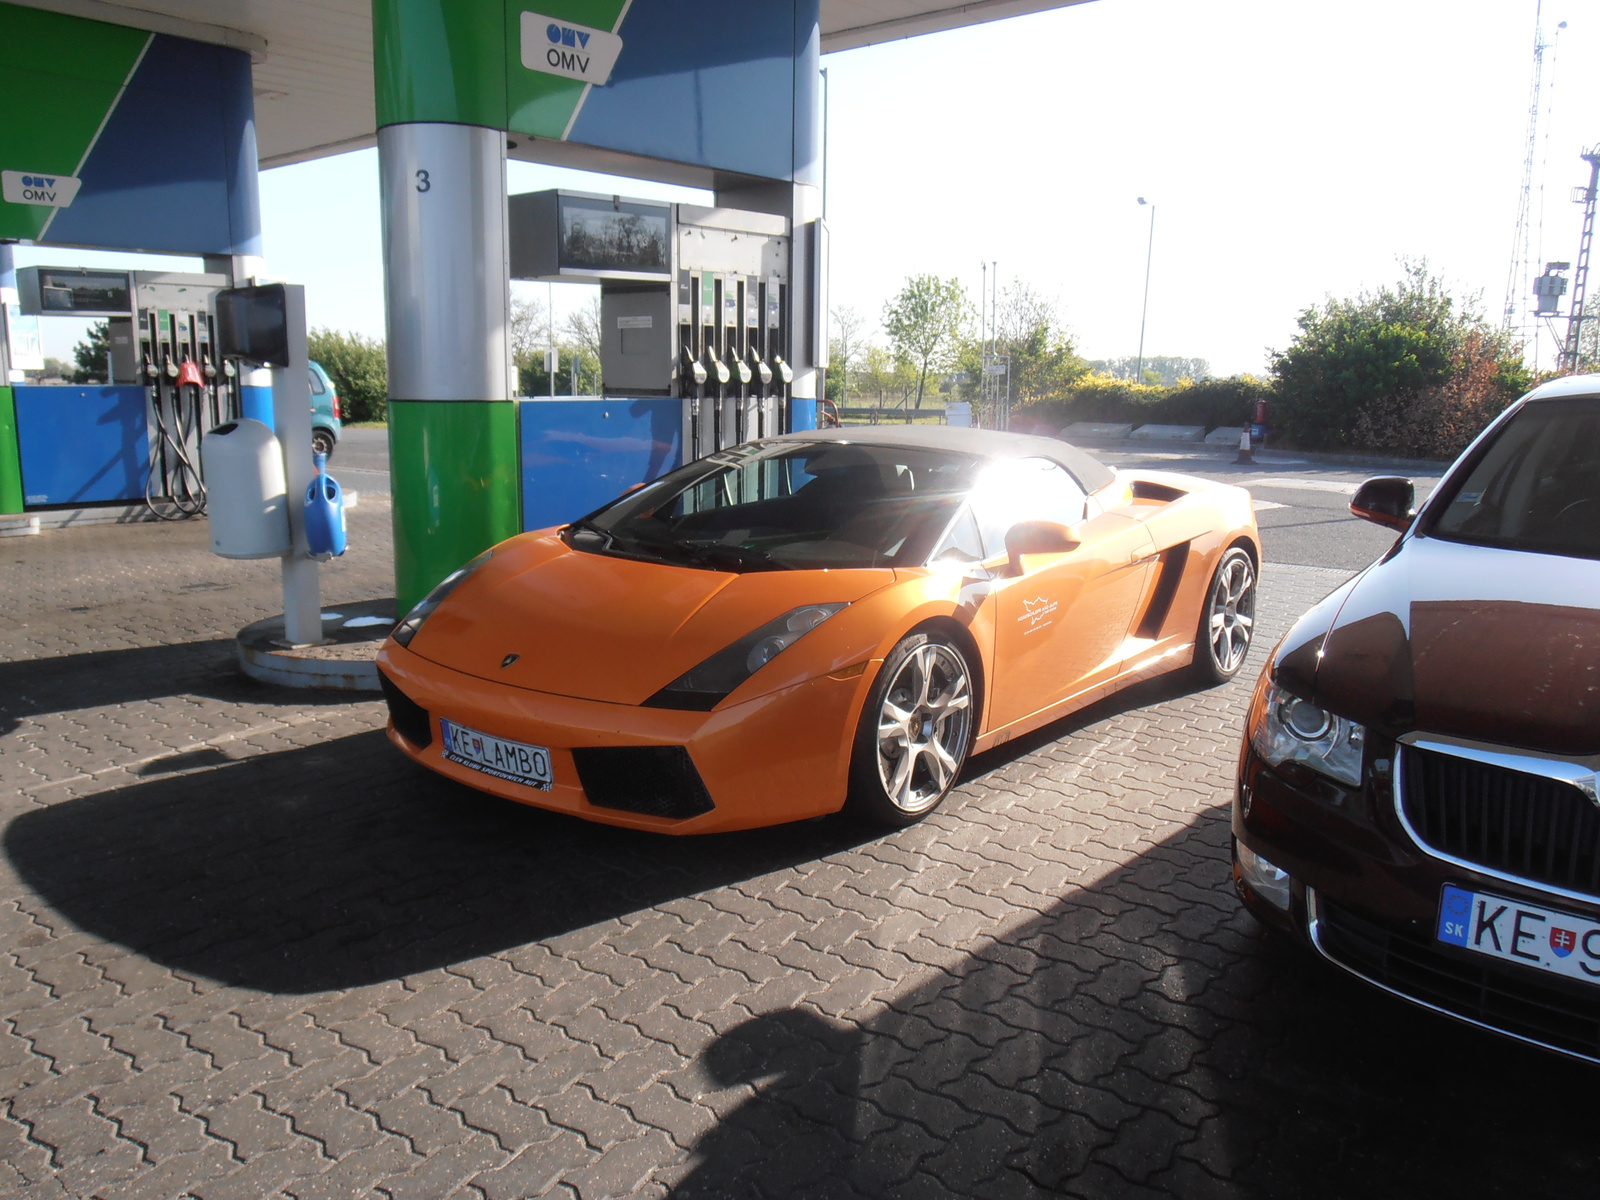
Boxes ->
[375,1,521,612]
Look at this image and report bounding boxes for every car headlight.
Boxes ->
[1251,680,1365,787]
[645,603,848,710]
[391,549,494,648]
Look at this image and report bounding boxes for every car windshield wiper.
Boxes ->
[682,542,791,572]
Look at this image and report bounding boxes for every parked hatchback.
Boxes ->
[1234,374,1600,1062]
[309,360,341,457]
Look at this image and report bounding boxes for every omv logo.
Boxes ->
[520,11,623,87]
[546,23,590,49]
[2,170,82,209]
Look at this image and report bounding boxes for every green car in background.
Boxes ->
[309,360,342,458]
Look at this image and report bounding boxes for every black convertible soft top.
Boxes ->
[768,424,1116,496]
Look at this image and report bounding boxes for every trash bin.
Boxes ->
[200,418,291,558]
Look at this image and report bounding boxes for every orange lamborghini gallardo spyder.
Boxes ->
[376,427,1260,833]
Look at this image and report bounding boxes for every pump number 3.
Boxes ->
[415,169,430,193]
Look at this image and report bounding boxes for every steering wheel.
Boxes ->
[1553,497,1595,531]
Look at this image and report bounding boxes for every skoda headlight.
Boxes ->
[646,603,847,710]
[1251,681,1365,787]
[391,549,494,648]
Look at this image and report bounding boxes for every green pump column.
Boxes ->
[375,1,518,612]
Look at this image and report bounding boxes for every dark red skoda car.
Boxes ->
[1234,377,1600,1061]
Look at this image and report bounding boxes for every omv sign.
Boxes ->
[2,170,82,209]
[520,11,623,86]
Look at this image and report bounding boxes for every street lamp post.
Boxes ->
[1136,197,1155,384]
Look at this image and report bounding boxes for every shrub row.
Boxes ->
[1014,373,1270,436]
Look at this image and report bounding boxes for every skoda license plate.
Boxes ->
[439,719,552,791]
[1437,884,1600,987]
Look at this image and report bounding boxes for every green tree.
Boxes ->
[69,321,111,383]
[883,275,968,410]
[307,328,388,422]
[564,295,603,394]
[828,305,868,407]
[1270,262,1528,454]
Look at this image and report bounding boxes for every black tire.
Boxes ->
[312,428,337,458]
[1193,546,1257,685]
[845,630,975,827]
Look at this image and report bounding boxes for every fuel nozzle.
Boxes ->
[176,359,206,389]
[142,353,159,382]
[772,355,794,385]
[222,359,237,379]
[725,346,752,386]
[702,346,730,386]
[679,346,707,387]
[201,353,217,381]
[162,351,179,380]
[747,347,773,387]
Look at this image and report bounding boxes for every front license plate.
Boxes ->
[439,719,553,791]
[1437,884,1600,987]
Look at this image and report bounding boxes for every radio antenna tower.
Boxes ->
[1503,4,1561,349]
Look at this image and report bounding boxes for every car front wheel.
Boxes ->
[312,428,336,458]
[847,631,975,827]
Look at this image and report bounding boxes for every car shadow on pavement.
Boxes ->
[2,729,880,994]
[0,638,356,737]
[2,664,1220,996]
[668,807,1599,1200]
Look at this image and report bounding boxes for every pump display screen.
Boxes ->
[558,197,670,276]
[23,268,131,316]
[216,284,289,367]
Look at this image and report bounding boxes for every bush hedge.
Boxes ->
[308,328,387,423]
[1014,373,1269,436]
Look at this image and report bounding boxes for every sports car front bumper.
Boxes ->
[375,640,875,834]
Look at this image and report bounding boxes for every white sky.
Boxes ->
[20,0,1598,376]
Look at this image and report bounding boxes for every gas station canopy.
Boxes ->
[8,0,1092,168]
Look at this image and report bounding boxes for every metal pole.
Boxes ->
[272,284,320,645]
[548,280,555,398]
[1136,201,1155,382]
[820,67,829,221]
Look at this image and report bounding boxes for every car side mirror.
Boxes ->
[1349,476,1415,532]
[1005,520,1080,575]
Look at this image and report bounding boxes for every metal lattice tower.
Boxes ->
[1560,149,1600,373]
[1503,4,1553,340]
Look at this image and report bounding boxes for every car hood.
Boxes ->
[406,534,896,705]
[1275,535,1600,756]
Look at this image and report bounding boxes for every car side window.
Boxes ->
[930,504,985,563]
[969,458,1087,557]
[308,369,325,396]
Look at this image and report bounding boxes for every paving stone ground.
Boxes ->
[0,501,1594,1199]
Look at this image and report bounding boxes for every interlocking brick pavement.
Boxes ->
[1,503,1595,1199]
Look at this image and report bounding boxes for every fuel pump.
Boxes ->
[722,273,751,446]
[506,189,801,468]
[13,267,234,516]
[735,276,763,440]
[767,273,792,436]
[700,272,729,448]
[144,306,207,518]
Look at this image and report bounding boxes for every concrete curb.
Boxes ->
[1063,436,1452,474]
[236,597,395,692]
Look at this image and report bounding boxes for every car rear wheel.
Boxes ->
[312,428,336,458]
[1194,547,1256,684]
[847,631,975,827]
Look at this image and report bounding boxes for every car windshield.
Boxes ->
[1430,397,1600,560]
[570,440,986,571]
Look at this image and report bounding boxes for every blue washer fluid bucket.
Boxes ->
[304,452,347,558]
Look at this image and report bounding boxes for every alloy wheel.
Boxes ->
[1208,553,1256,674]
[875,643,972,813]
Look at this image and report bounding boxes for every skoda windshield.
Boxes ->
[1430,396,1600,560]
[565,440,985,571]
